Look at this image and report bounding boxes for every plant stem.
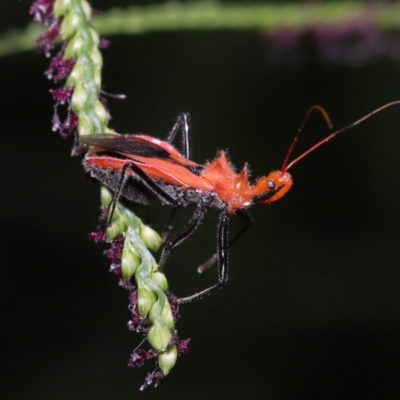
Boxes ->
[2,2,400,58]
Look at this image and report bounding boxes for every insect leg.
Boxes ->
[177,211,229,304]
[158,204,208,270]
[157,113,192,240]
[123,161,181,204]
[107,162,130,226]
[165,113,191,159]
[161,206,179,243]
[107,160,184,226]
[197,210,253,274]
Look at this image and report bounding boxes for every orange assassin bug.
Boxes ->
[80,100,400,303]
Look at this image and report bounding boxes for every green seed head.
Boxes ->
[77,114,94,136]
[64,33,84,59]
[105,220,122,242]
[149,301,175,331]
[147,324,172,352]
[89,28,100,46]
[94,100,109,125]
[121,245,140,280]
[158,346,178,375]
[81,0,93,20]
[65,62,84,87]
[100,187,113,208]
[105,210,129,241]
[90,48,103,68]
[59,10,79,40]
[137,288,157,317]
[140,223,162,252]
[151,271,169,292]
[53,0,72,17]
[71,84,87,114]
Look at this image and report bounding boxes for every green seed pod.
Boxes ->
[53,0,71,17]
[105,220,122,242]
[149,301,175,331]
[93,66,102,91]
[137,288,157,318]
[59,10,79,40]
[90,48,103,68]
[64,33,84,59]
[71,84,87,114]
[151,271,169,292]
[77,114,93,136]
[158,346,178,375]
[65,62,84,87]
[100,186,113,208]
[81,0,93,21]
[89,28,100,46]
[140,223,162,252]
[147,324,172,352]
[94,100,109,125]
[151,262,159,273]
[117,209,130,232]
[121,245,140,280]
[105,209,129,241]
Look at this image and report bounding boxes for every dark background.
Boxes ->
[2,1,400,399]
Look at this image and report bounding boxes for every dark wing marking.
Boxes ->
[80,134,171,159]
[81,134,204,175]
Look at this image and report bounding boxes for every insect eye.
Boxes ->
[267,180,276,190]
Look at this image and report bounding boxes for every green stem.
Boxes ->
[2,2,400,58]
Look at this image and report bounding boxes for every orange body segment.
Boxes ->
[86,155,214,191]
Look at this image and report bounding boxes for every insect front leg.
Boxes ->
[176,211,229,304]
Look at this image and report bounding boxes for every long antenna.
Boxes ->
[281,105,333,172]
[284,100,400,172]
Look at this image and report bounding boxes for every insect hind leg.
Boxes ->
[155,113,193,240]
[165,113,192,159]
